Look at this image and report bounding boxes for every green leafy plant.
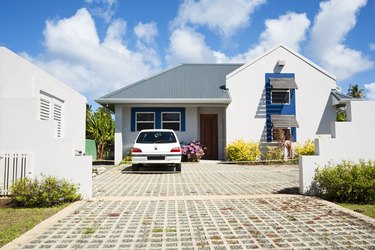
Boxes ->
[226,139,261,161]
[263,146,283,161]
[294,139,315,157]
[11,176,81,207]
[119,149,132,165]
[314,160,375,203]
[86,106,115,160]
[336,107,347,122]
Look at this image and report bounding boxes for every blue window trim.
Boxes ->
[265,73,297,142]
[131,107,186,132]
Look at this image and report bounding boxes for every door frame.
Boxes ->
[200,114,218,160]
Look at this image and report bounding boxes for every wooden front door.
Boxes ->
[200,114,218,160]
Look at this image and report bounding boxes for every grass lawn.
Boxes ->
[338,203,375,219]
[0,204,68,247]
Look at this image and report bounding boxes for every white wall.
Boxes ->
[226,46,336,149]
[300,101,375,194]
[0,47,92,197]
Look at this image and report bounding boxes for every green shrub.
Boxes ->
[226,139,261,161]
[294,139,315,157]
[263,146,283,161]
[119,149,132,165]
[314,160,375,203]
[11,176,81,207]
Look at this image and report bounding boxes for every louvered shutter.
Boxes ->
[40,98,51,120]
[39,92,64,138]
[53,103,63,138]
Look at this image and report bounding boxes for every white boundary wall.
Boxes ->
[0,47,92,197]
[300,101,375,194]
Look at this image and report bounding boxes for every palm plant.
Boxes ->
[86,107,114,159]
[347,84,365,99]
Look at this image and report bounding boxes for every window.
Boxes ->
[136,112,155,131]
[136,131,177,144]
[39,91,64,138]
[271,89,290,104]
[131,108,185,132]
[162,112,180,131]
[272,128,291,142]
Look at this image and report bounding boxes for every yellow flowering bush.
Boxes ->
[294,139,315,157]
[226,139,261,161]
[263,146,283,160]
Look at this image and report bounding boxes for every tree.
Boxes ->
[347,84,365,99]
[86,103,93,137]
[86,106,114,160]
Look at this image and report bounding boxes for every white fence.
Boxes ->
[0,153,32,196]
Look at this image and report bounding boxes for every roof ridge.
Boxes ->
[99,63,244,99]
[180,63,243,66]
[99,64,184,99]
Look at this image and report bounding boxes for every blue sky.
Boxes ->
[1,0,374,107]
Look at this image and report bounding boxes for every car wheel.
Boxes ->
[176,164,181,172]
[132,164,140,171]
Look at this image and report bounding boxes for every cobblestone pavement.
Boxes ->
[93,163,299,197]
[4,163,375,249]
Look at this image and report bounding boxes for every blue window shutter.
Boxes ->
[265,73,297,142]
[291,127,297,142]
[131,109,135,132]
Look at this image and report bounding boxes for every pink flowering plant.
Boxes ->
[181,140,206,162]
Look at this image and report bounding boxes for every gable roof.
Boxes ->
[96,64,242,108]
[227,44,336,81]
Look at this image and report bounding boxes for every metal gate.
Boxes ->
[0,153,31,196]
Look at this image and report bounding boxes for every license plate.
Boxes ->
[147,155,165,160]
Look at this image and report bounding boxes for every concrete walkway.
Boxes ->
[3,162,375,249]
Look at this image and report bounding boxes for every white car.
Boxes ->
[131,129,182,171]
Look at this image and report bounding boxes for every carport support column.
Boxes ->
[114,105,123,165]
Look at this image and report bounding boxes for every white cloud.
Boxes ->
[166,27,218,65]
[84,0,117,23]
[307,0,373,80]
[174,0,266,37]
[134,22,158,43]
[25,8,160,100]
[365,82,375,100]
[370,43,375,50]
[228,12,310,62]
[166,12,310,65]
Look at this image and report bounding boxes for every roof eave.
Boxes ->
[226,44,336,81]
[95,98,231,105]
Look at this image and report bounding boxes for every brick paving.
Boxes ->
[4,162,375,249]
[93,163,298,197]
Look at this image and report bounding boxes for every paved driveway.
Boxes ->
[4,162,375,249]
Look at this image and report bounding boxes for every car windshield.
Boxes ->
[136,131,177,144]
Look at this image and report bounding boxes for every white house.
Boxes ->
[96,45,341,164]
[0,47,92,197]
